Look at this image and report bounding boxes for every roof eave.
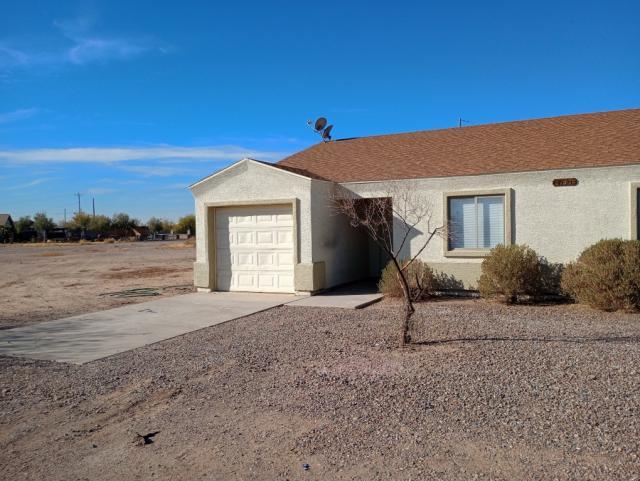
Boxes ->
[188,158,315,192]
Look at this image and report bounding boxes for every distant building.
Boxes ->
[0,214,15,243]
[132,226,150,241]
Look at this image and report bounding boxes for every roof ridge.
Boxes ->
[276,107,640,183]
[292,107,640,146]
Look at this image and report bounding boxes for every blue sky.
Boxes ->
[1,0,639,223]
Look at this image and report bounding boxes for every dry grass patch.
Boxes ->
[38,252,65,257]
[158,239,196,250]
[101,266,192,280]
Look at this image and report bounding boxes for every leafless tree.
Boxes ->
[331,182,447,345]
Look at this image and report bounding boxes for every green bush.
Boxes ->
[378,259,436,300]
[561,239,640,312]
[477,244,542,303]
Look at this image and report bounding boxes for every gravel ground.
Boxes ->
[0,241,195,328]
[0,299,639,480]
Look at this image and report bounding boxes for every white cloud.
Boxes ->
[8,177,56,190]
[119,165,196,177]
[0,45,30,65]
[67,37,152,65]
[0,108,39,124]
[0,16,167,72]
[0,145,285,165]
[0,38,156,70]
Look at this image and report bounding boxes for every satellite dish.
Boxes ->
[307,116,334,142]
[322,125,333,140]
[314,117,327,132]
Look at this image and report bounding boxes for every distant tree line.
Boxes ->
[12,212,196,236]
[146,214,195,235]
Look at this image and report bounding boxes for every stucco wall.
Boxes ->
[310,181,370,288]
[343,164,640,288]
[191,161,640,291]
[190,160,313,291]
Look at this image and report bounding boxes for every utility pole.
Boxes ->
[76,192,82,214]
[458,117,470,128]
[92,198,95,218]
[64,208,67,225]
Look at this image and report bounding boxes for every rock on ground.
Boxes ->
[0,299,639,480]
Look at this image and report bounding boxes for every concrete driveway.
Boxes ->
[0,292,296,364]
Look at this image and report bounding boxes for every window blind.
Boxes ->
[450,197,476,249]
[449,195,504,249]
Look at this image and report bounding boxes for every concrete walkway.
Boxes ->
[0,292,296,364]
[288,280,383,309]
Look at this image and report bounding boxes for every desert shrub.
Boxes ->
[477,244,542,303]
[539,258,564,294]
[378,259,436,300]
[561,239,640,312]
[433,271,465,290]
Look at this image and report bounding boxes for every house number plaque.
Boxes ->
[552,178,578,187]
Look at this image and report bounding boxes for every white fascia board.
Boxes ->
[189,158,314,192]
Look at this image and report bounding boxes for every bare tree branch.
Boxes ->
[331,182,447,345]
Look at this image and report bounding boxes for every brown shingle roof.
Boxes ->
[0,214,12,226]
[277,109,640,182]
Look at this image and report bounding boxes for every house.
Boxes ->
[190,108,640,294]
[132,226,151,241]
[0,214,15,243]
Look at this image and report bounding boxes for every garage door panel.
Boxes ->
[237,252,256,268]
[256,214,275,223]
[215,205,295,293]
[237,273,257,289]
[235,215,254,225]
[236,231,254,245]
[256,231,274,245]
[276,230,293,246]
[257,252,275,267]
[257,274,276,289]
[277,252,294,266]
[276,213,293,225]
[278,274,294,289]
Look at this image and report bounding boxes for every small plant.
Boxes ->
[379,259,436,300]
[477,244,542,303]
[561,239,640,312]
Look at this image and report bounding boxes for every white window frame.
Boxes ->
[443,188,513,258]
[631,182,640,241]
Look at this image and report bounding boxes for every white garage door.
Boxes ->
[215,205,295,293]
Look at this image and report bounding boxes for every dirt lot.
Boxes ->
[0,241,195,329]
[1,300,638,480]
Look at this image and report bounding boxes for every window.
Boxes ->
[449,195,505,250]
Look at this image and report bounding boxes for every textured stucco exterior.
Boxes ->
[192,159,640,292]
[345,164,640,287]
[190,160,315,292]
[310,181,370,288]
